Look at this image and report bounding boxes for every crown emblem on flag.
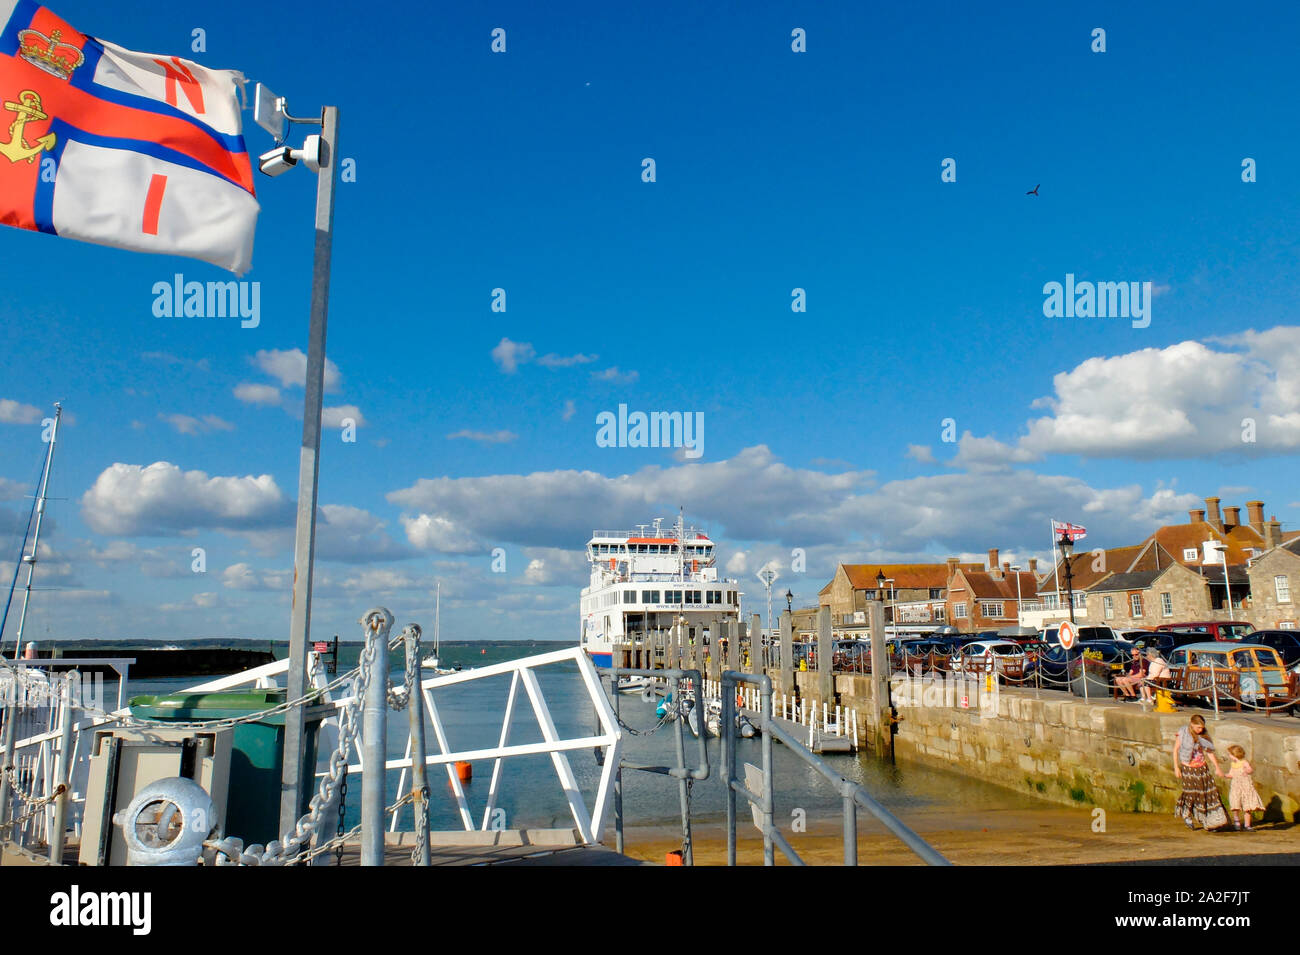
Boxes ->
[17,28,85,80]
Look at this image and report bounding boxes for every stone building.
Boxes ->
[1246,538,1300,630]
[817,561,979,633]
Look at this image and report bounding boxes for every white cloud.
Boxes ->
[491,338,597,373]
[400,514,483,554]
[158,413,236,435]
[0,399,41,424]
[1019,327,1300,458]
[234,504,412,563]
[726,551,748,574]
[447,429,517,444]
[491,338,535,374]
[222,562,292,591]
[947,432,1039,472]
[81,462,293,536]
[562,400,576,421]
[322,405,366,428]
[233,383,282,406]
[905,444,936,464]
[591,366,639,385]
[0,477,29,501]
[520,547,589,587]
[252,348,341,391]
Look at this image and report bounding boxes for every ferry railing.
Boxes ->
[607,666,708,863]
[720,669,949,866]
[362,646,622,845]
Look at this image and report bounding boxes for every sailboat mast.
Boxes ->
[12,404,61,658]
[435,581,440,655]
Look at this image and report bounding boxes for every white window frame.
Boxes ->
[1160,592,1173,617]
[954,602,968,619]
[979,600,1004,618]
[1103,595,1114,619]
[1129,593,1143,617]
[1276,575,1291,604]
[1182,548,1199,561]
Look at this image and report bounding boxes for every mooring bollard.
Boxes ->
[361,609,393,867]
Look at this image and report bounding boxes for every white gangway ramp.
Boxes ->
[340,646,622,845]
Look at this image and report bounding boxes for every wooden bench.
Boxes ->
[1176,667,1242,712]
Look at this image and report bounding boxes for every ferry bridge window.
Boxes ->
[637,544,648,553]
[686,591,701,604]
[624,590,636,602]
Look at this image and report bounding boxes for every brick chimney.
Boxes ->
[987,548,999,572]
[1189,508,1206,523]
[1265,516,1283,550]
[1246,500,1266,534]
[1223,505,1241,529]
[1029,557,1039,576]
[1205,496,1223,532]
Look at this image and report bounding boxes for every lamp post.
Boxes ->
[1057,532,1076,625]
[1011,564,1024,628]
[1210,541,1233,618]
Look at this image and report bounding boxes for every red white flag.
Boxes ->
[1052,520,1087,542]
[0,2,258,273]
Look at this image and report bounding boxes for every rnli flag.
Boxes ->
[0,2,258,273]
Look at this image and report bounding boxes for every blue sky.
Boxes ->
[3,0,1300,644]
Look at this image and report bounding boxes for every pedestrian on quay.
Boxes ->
[1225,744,1265,831]
[1172,714,1228,831]
[1140,648,1172,707]
[1114,646,1147,699]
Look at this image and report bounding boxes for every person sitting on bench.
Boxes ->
[1114,646,1147,699]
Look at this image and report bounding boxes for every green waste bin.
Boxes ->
[129,688,332,846]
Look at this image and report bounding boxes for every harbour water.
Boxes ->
[117,641,1045,839]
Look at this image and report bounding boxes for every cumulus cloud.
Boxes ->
[235,503,412,563]
[400,514,484,554]
[322,405,366,428]
[222,562,292,591]
[252,348,341,391]
[0,399,41,424]
[81,462,293,536]
[726,551,748,574]
[447,429,517,444]
[0,477,29,501]
[158,413,236,435]
[904,444,936,464]
[233,383,282,406]
[591,366,638,385]
[562,400,576,421]
[520,547,589,586]
[491,338,597,374]
[947,432,1039,472]
[1018,327,1300,458]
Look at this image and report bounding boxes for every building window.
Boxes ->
[1182,548,1199,562]
[1281,621,1296,630]
[1160,593,1173,617]
[624,590,636,603]
[1129,593,1143,617]
[979,601,1003,618]
[642,590,661,604]
[1276,575,1291,604]
[686,590,701,605]
[954,603,968,619]
[1103,596,1114,619]
[935,605,946,622]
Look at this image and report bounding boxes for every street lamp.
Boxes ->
[875,571,896,638]
[1057,531,1076,625]
[1209,541,1233,617]
[1011,565,1024,628]
[785,589,794,615]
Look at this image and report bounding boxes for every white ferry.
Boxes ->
[579,517,740,667]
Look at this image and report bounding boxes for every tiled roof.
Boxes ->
[1038,547,1143,593]
[1087,570,1165,593]
[953,570,1038,600]
[841,563,979,590]
[1151,521,1263,566]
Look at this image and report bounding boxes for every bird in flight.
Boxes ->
[1026,184,1040,196]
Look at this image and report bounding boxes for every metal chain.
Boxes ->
[203,608,391,866]
[411,786,430,866]
[386,624,421,711]
[334,768,347,866]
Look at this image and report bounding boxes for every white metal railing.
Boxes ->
[699,678,858,751]
[369,646,620,844]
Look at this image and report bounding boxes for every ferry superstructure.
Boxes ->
[579,518,740,667]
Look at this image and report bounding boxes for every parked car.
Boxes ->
[1124,630,1204,655]
[1166,642,1290,706]
[831,639,869,670]
[1239,630,1300,669]
[949,640,1027,674]
[898,636,967,657]
[1154,621,1255,642]
[1039,624,1130,647]
[1029,640,1132,686]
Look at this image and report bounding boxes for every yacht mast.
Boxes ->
[12,403,61,658]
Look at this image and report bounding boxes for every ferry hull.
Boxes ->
[587,651,613,668]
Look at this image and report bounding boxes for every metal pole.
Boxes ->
[11,404,60,659]
[48,672,75,865]
[361,622,387,866]
[722,671,737,866]
[0,686,17,829]
[613,679,624,854]
[842,789,857,865]
[761,680,774,866]
[404,628,431,866]
[672,675,692,864]
[280,105,341,837]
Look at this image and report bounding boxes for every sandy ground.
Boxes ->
[618,807,1298,866]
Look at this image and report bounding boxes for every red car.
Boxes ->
[1153,621,1255,642]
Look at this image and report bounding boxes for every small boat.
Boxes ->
[616,674,653,694]
[703,698,759,738]
[421,582,459,675]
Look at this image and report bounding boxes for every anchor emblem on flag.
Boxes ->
[0,90,56,164]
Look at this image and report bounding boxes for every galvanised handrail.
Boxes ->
[609,667,709,863]
[720,670,950,866]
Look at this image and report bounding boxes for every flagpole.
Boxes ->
[1051,518,1061,616]
[280,104,340,838]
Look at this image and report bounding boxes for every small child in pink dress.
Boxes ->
[1226,745,1265,830]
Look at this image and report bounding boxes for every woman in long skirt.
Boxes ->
[1171,714,1228,830]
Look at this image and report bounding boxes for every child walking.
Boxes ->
[1226,745,1265,831]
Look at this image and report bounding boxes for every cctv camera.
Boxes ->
[258,145,297,177]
